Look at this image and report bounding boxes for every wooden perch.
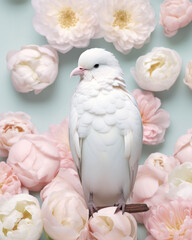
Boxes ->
[89,203,149,217]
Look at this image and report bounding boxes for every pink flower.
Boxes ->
[0,162,28,198]
[41,190,89,240]
[133,89,170,145]
[131,165,168,223]
[89,207,137,240]
[145,236,156,240]
[174,129,192,163]
[48,118,71,158]
[145,152,179,174]
[48,118,77,170]
[160,0,192,37]
[40,168,83,201]
[60,156,76,170]
[0,112,37,157]
[131,153,178,223]
[7,134,61,191]
[144,200,192,239]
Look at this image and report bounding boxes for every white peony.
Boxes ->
[168,162,192,200]
[184,60,192,90]
[32,0,99,53]
[0,194,43,240]
[42,190,89,240]
[97,0,156,54]
[89,207,137,240]
[131,47,182,91]
[7,45,58,94]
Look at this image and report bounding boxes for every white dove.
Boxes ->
[69,48,143,215]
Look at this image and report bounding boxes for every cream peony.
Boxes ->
[184,60,192,90]
[98,0,156,54]
[0,112,37,157]
[131,47,182,91]
[7,45,58,94]
[89,207,137,240]
[42,190,89,240]
[168,162,192,200]
[0,194,43,240]
[32,0,99,53]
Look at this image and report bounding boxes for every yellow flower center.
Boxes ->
[58,8,79,29]
[154,158,164,168]
[113,10,131,29]
[148,59,165,76]
[3,124,24,133]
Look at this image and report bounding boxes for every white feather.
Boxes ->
[69,48,143,206]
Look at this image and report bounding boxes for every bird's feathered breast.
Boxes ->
[70,77,142,139]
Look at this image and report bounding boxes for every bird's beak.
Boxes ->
[70,66,86,78]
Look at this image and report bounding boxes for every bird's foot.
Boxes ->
[88,201,98,217]
[114,193,126,214]
[88,193,97,217]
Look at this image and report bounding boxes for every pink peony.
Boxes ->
[7,134,61,191]
[133,89,170,145]
[144,200,192,239]
[145,236,156,240]
[40,168,83,202]
[42,190,89,240]
[48,118,77,170]
[131,165,168,223]
[144,152,179,174]
[174,129,192,163]
[160,0,192,37]
[0,162,28,198]
[131,153,178,223]
[89,207,137,240]
[0,111,37,157]
[48,118,71,158]
[59,156,76,170]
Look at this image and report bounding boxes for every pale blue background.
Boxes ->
[0,0,192,239]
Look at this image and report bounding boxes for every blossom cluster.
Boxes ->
[3,0,192,239]
[0,110,191,239]
[131,129,192,239]
[7,0,192,95]
[31,0,156,55]
[0,112,138,240]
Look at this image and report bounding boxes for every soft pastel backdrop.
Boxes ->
[1,0,192,239]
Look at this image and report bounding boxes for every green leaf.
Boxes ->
[44,232,53,240]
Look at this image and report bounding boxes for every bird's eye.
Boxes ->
[94,64,99,68]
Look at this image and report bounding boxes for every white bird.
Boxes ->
[69,48,143,215]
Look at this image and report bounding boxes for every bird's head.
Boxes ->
[70,48,123,81]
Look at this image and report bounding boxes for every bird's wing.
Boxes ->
[125,94,143,193]
[69,102,82,177]
[115,87,143,193]
[124,126,142,194]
